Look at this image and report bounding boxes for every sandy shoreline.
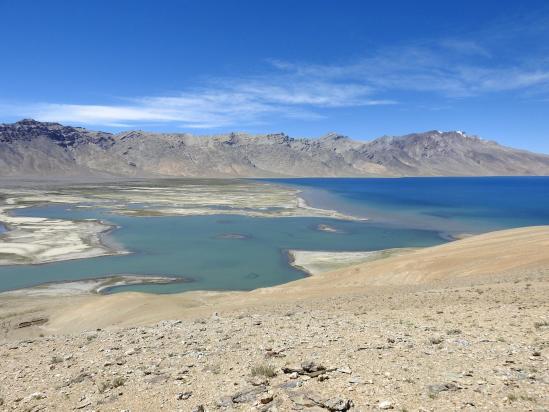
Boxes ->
[0,275,188,297]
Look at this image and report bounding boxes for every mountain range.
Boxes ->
[1,119,548,178]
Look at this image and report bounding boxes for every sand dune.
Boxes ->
[289,225,549,289]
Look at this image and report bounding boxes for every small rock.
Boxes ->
[301,360,325,373]
[25,392,46,401]
[289,372,299,379]
[323,397,354,411]
[278,380,302,389]
[289,394,318,408]
[75,400,91,410]
[426,382,459,395]
[259,394,274,404]
[217,396,233,408]
[177,391,192,400]
[232,385,267,404]
[378,400,393,410]
[248,376,268,386]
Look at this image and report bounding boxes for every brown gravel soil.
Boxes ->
[0,226,548,411]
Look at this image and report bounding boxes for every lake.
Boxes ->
[1,177,548,293]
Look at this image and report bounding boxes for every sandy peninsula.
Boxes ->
[288,248,414,275]
[0,226,547,411]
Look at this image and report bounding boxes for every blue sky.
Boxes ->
[1,0,549,153]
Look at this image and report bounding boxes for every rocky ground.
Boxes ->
[1,269,547,412]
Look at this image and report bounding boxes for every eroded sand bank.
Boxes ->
[0,275,186,296]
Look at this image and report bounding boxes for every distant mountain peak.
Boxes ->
[319,132,349,141]
[16,118,40,125]
[266,132,289,138]
[0,119,547,177]
[428,130,466,136]
[13,118,68,128]
[118,130,146,139]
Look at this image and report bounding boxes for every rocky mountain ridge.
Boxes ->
[1,119,548,177]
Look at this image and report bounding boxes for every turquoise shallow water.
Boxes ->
[0,206,443,293]
[1,177,548,294]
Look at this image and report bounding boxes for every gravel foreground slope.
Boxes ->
[0,228,548,411]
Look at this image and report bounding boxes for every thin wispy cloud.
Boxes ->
[3,77,391,129]
[272,41,549,98]
[4,29,549,129]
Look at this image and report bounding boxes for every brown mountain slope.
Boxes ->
[1,119,549,177]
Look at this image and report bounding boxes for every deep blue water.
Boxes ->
[268,177,549,234]
[1,177,548,293]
